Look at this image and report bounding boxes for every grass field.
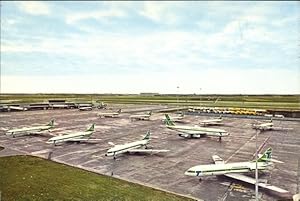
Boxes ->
[0,155,194,201]
[1,94,299,110]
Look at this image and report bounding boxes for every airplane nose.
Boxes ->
[184,170,195,176]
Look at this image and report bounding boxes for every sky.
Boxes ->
[1,1,299,94]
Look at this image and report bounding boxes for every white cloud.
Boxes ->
[196,20,216,31]
[66,9,127,24]
[2,1,298,94]
[16,1,50,15]
[139,2,181,25]
[1,32,207,77]
[0,25,293,72]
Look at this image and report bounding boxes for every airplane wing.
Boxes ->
[201,122,224,126]
[127,149,170,154]
[177,130,207,135]
[225,173,289,193]
[212,155,225,164]
[65,138,101,142]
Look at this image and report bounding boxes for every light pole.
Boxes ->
[255,129,259,201]
[177,86,179,109]
[199,88,202,109]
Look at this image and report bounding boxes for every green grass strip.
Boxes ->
[0,155,194,201]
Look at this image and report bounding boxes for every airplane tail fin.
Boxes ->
[256,147,272,162]
[47,119,55,128]
[86,124,95,132]
[164,114,175,126]
[118,109,122,114]
[148,111,152,116]
[142,130,151,140]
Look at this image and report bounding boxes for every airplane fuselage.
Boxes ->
[253,123,274,130]
[98,113,119,118]
[185,161,271,177]
[47,131,93,144]
[130,115,151,120]
[201,119,223,126]
[106,139,148,157]
[167,125,228,137]
[6,125,52,136]
[79,107,92,111]
[163,116,184,123]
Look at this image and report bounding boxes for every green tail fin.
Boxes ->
[165,114,175,126]
[143,130,151,140]
[47,119,55,128]
[86,124,95,132]
[257,147,272,162]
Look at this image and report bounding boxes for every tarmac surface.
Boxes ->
[1,104,299,201]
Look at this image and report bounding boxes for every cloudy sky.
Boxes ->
[1,1,299,94]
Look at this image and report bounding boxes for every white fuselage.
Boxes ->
[185,161,271,177]
[163,116,184,122]
[130,114,151,120]
[9,106,26,111]
[167,124,229,137]
[6,125,51,136]
[47,131,93,144]
[253,122,274,130]
[79,107,92,111]
[201,119,223,126]
[105,139,148,156]
[98,112,119,118]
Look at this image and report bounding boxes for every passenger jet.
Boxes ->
[47,124,98,145]
[6,120,55,137]
[98,109,121,118]
[164,114,229,141]
[130,111,152,121]
[105,131,169,159]
[185,147,288,194]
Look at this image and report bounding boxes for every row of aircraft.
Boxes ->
[4,110,290,195]
[96,109,224,126]
[6,120,100,145]
[5,120,169,158]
